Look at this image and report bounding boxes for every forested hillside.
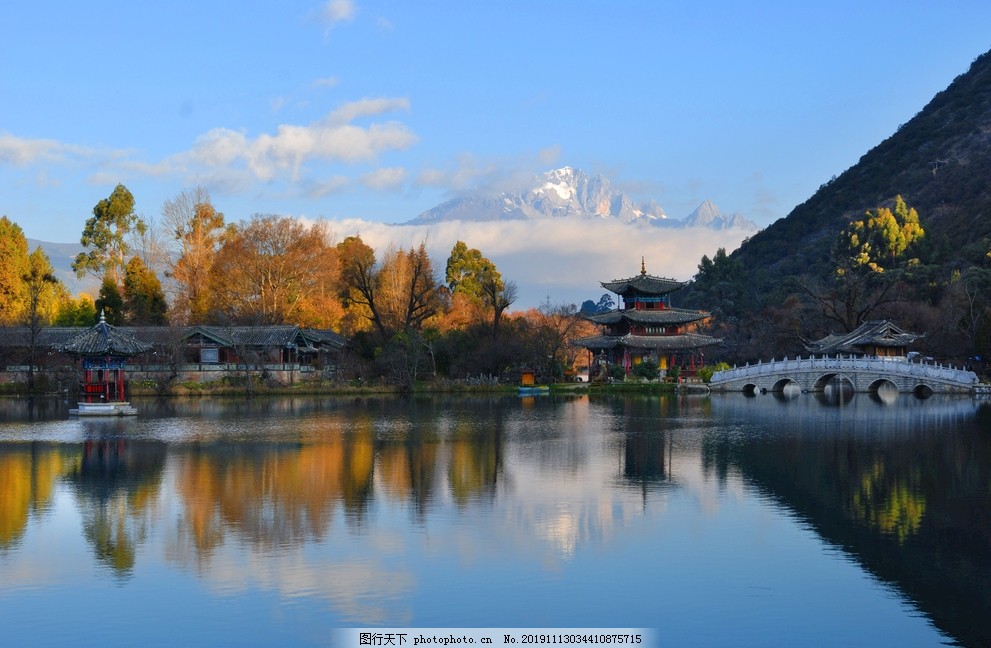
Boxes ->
[681,48,991,369]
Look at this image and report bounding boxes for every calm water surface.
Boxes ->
[1,392,988,647]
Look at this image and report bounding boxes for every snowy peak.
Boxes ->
[683,199,755,230]
[407,167,758,231]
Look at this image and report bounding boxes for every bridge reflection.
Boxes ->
[705,394,991,647]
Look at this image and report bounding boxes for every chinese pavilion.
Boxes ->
[805,320,923,358]
[58,311,153,416]
[576,260,721,378]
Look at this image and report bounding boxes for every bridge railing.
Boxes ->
[710,354,978,386]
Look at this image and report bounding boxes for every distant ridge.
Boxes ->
[27,238,99,296]
[407,167,759,231]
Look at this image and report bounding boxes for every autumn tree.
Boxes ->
[340,240,445,339]
[209,214,338,326]
[337,235,384,336]
[0,216,30,324]
[122,256,168,325]
[21,248,62,391]
[479,272,516,339]
[836,196,924,273]
[163,187,228,324]
[522,301,593,381]
[55,294,97,326]
[377,243,444,335]
[73,184,146,285]
[808,196,926,331]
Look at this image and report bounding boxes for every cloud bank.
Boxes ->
[317,217,753,309]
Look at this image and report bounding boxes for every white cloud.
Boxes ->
[305,175,351,198]
[0,132,99,166]
[325,97,410,125]
[0,133,62,165]
[320,218,752,309]
[361,167,405,190]
[312,76,340,88]
[186,128,248,167]
[174,102,417,183]
[317,0,356,27]
[538,145,561,166]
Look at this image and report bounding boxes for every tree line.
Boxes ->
[0,184,598,387]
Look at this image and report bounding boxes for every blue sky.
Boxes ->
[2,1,991,305]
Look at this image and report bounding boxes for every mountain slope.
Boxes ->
[27,239,99,297]
[726,48,991,283]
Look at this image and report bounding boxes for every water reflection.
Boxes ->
[0,443,67,549]
[705,394,991,647]
[66,440,166,577]
[0,394,986,645]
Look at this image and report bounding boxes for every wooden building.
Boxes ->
[805,320,922,358]
[57,312,154,415]
[0,324,349,389]
[575,260,721,379]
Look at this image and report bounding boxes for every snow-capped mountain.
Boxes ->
[406,167,758,231]
[683,199,757,230]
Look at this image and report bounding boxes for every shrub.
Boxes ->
[633,359,660,381]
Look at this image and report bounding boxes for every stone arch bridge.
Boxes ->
[709,355,979,397]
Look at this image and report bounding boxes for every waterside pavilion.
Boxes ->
[575,260,721,379]
[58,312,153,415]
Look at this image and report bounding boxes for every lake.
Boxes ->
[0,392,988,647]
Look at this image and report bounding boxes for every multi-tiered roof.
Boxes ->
[577,260,721,356]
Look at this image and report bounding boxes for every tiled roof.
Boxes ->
[0,324,349,353]
[805,320,922,355]
[300,328,349,350]
[584,307,709,326]
[191,325,302,348]
[600,273,685,296]
[575,333,722,351]
[57,319,154,357]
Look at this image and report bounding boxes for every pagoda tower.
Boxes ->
[576,259,721,379]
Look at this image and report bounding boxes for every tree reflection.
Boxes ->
[448,414,502,507]
[704,395,991,647]
[850,462,926,545]
[0,444,68,549]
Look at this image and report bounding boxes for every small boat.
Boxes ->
[517,385,550,396]
[69,401,139,417]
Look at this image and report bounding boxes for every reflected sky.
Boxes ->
[1,394,980,646]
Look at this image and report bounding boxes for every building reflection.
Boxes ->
[65,439,167,577]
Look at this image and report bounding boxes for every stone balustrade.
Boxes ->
[709,354,978,394]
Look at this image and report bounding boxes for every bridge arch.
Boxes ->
[812,373,855,394]
[868,379,899,404]
[742,383,761,397]
[868,378,899,394]
[913,383,935,399]
[770,377,799,392]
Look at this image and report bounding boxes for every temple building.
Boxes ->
[576,260,721,379]
[58,311,153,416]
[805,320,923,358]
